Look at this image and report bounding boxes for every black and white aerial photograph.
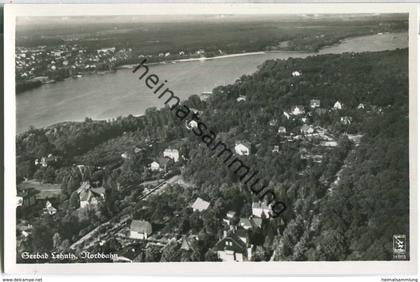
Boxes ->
[3,3,418,276]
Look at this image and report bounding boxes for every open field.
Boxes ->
[18,180,61,199]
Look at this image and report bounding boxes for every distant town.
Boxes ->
[16,44,214,93]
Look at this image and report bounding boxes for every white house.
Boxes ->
[191,197,210,212]
[97,47,116,54]
[321,141,338,147]
[44,201,57,215]
[121,152,129,159]
[235,143,250,156]
[163,148,180,162]
[283,112,291,119]
[272,145,280,153]
[186,120,198,130]
[79,190,98,209]
[301,124,314,135]
[334,101,343,110]
[129,220,152,240]
[292,71,302,77]
[357,103,365,109]
[16,196,23,207]
[150,161,160,171]
[236,96,247,102]
[226,211,236,219]
[252,202,272,218]
[278,126,287,134]
[291,105,305,116]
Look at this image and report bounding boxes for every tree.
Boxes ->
[33,168,45,182]
[69,191,80,209]
[31,217,55,252]
[52,232,62,250]
[317,230,346,260]
[160,240,180,262]
[204,249,220,261]
[145,245,161,262]
[43,166,56,183]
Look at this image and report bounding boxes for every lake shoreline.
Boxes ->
[16,32,408,134]
[16,31,406,95]
[117,51,302,69]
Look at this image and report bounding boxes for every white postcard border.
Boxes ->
[3,3,418,275]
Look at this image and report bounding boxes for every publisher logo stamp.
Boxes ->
[393,234,407,260]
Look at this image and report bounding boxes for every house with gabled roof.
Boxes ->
[180,235,200,258]
[76,182,105,208]
[129,220,152,240]
[239,218,252,230]
[79,189,101,208]
[150,161,160,171]
[214,232,248,262]
[191,197,210,212]
[333,101,343,110]
[163,148,180,162]
[252,202,272,218]
[91,187,105,199]
[17,188,39,208]
[43,201,57,215]
[113,243,143,262]
[235,141,251,156]
[291,105,305,116]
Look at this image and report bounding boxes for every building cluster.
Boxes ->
[34,153,59,167]
[121,196,277,262]
[234,83,384,166]
[149,148,180,172]
[16,42,223,88]
[75,181,106,209]
[15,44,132,83]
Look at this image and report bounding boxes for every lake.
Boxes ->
[16,32,408,133]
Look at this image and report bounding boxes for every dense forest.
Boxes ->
[17,15,407,55]
[16,48,409,261]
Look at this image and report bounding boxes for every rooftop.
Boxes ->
[130,220,152,234]
[191,197,210,212]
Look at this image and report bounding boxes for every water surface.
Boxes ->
[16,32,408,133]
